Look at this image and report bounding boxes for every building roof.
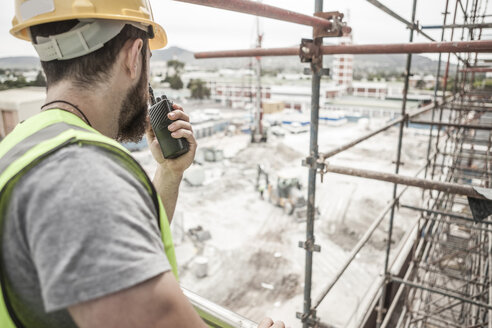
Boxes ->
[351,81,388,89]
[270,84,343,95]
[0,87,45,111]
[325,95,419,111]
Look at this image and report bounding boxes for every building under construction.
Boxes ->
[167,0,492,327]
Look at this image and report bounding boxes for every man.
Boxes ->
[0,1,284,327]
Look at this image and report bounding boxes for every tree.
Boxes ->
[415,79,426,89]
[164,74,184,90]
[167,59,185,76]
[32,71,46,87]
[164,59,185,90]
[187,79,210,100]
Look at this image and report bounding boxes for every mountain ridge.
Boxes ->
[0,46,449,75]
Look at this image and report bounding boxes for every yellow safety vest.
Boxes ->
[0,109,178,328]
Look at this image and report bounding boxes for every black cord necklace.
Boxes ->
[41,100,92,127]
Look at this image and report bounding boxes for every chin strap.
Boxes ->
[33,19,148,62]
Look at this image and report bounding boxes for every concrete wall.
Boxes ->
[0,88,45,138]
[18,99,43,122]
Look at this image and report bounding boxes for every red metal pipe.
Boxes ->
[174,0,333,29]
[460,67,492,73]
[194,40,492,59]
[324,164,488,200]
[195,47,298,59]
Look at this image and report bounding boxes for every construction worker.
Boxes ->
[0,1,285,327]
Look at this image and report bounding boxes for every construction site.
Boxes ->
[0,0,491,327]
[137,0,492,327]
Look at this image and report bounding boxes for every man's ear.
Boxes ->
[125,38,144,80]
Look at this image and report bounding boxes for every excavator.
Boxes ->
[256,164,307,219]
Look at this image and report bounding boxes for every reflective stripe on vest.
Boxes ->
[0,109,178,328]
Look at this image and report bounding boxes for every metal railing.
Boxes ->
[183,287,257,328]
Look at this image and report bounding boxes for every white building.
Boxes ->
[22,70,40,83]
[209,82,345,111]
[0,87,45,138]
[348,81,388,99]
[332,32,354,88]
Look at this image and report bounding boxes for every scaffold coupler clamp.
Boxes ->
[402,113,410,128]
[408,21,420,32]
[302,155,328,182]
[296,309,320,327]
[313,11,348,38]
[300,11,349,75]
[319,160,329,183]
[298,238,321,253]
[299,38,323,74]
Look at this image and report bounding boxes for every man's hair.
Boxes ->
[30,20,149,88]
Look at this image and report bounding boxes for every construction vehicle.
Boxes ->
[256,165,307,219]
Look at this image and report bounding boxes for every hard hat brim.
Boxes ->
[10,15,167,50]
[150,22,167,50]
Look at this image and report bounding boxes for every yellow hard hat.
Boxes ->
[10,0,167,50]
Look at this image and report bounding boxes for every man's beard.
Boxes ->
[116,52,149,143]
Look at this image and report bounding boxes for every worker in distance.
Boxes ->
[0,0,285,327]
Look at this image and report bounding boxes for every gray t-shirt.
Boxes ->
[2,144,171,328]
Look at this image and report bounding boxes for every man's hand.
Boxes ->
[146,103,197,222]
[146,103,197,176]
[258,318,285,328]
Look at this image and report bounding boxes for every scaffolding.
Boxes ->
[174,0,492,327]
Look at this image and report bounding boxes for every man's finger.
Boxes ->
[172,103,184,111]
[272,321,285,328]
[168,121,192,133]
[257,318,274,328]
[170,129,196,145]
[168,110,190,123]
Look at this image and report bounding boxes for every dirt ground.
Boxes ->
[133,119,429,327]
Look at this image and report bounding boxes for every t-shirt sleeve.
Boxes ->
[16,144,171,312]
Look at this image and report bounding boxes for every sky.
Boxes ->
[0,0,490,60]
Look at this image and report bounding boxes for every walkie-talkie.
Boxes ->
[148,86,189,159]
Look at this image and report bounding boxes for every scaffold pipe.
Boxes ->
[366,0,435,41]
[422,23,492,29]
[409,120,492,130]
[173,0,333,29]
[323,165,489,200]
[321,102,438,160]
[194,40,492,58]
[460,67,492,73]
[390,276,492,310]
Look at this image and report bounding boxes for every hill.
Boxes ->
[153,46,450,75]
[0,56,40,69]
[0,46,451,75]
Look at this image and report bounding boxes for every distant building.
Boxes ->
[332,31,353,88]
[277,73,310,81]
[22,70,39,83]
[0,87,45,138]
[348,81,387,99]
[208,82,272,109]
[409,74,436,89]
[209,82,345,111]
[262,101,284,114]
